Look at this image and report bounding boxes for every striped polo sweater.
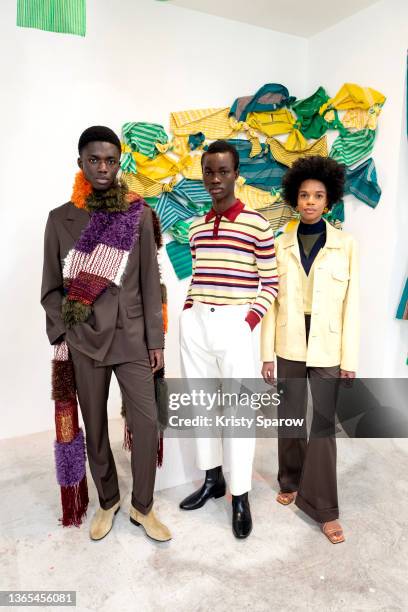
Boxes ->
[184,200,278,329]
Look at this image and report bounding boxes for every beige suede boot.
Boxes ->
[89,501,120,541]
[129,505,172,542]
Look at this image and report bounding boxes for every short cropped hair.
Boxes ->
[201,140,240,171]
[282,155,345,210]
[78,125,121,155]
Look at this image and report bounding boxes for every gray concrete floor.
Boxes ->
[1,422,407,611]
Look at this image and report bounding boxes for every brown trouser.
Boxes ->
[69,345,158,514]
[276,316,340,523]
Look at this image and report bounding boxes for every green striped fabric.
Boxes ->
[165,241,192,280]
[121,122,169,173]
[17,0,86,36]
[330,128,376,166]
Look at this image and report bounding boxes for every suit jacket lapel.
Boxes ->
[64,202,90,242]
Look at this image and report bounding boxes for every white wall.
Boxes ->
[309,0,408,377]
[0,0,308,490]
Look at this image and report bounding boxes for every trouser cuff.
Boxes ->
[295,491,339,523]
[131,495,154,515]
[99,492,120,511]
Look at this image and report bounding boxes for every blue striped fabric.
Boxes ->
[226,139,287,191]
[155,179,211,232]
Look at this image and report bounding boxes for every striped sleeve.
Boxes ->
[183,225,197,310]
[246,218,279,328]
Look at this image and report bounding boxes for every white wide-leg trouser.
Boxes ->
[180,302,257,496]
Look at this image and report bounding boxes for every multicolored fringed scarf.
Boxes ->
[53,172,144,526]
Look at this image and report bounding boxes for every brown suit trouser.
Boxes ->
[276,316,340,523]
[69,345,158,514]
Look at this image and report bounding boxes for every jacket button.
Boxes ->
[110,287,118,296]
[210,307,215,312]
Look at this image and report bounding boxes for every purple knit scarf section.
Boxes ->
[55,429,86,487]
[75,200,144,254]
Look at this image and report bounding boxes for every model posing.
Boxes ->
[41,126,171,542]
[179,140,279,538]
[261,155,359,544]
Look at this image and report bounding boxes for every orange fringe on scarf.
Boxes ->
[71,171,93,209]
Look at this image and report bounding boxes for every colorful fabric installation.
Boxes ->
[344,158,381,208]
[330,128,376,166]
[121,79,385,278]
[155,178,212,232]
[230,83,296,121]
[166,241,192,280]
[17,0,86,36]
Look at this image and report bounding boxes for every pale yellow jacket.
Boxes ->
[261,220,359,371]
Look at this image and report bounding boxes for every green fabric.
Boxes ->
[291,86,332,139]
[396,279,408,320]
[166,241,192,280]
[143,196,159,209]
[230,83,296,121]
[169,219,191,244]
[225,139,286,191]
[188,132,205,150]
[121,122,168,173]
[324,201,345,225]
[330,128,376,166]
[17,0,86,36]
[344,158,381,208]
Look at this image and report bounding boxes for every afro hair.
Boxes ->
[282,155,345,210]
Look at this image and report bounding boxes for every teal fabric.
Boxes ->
[230,83,296,121]
[324,201,345,225]
[169,219,191,244]
[225,139,287,191]
[330,128,376,166]
[188,132,205,150]
[155,179,211,232]
[345,158,381,208]
[166,241,192,280]
[396,279,408,320]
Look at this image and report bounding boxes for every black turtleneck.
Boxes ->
[297,218,326,275]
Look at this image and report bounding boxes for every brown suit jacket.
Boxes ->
[41,201,164,365]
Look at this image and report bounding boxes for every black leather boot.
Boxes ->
[179,466,226,510]
[232,492,252,539]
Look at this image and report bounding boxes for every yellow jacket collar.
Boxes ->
[279,218,342,249]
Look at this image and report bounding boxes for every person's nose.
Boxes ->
[98,160,108,173]
[212,173,221,184]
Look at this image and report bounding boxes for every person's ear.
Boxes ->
[234,168,239,179]
[77,156,82,170]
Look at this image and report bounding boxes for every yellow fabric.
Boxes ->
[169,107,234,139]
[342,105,382,131]
[320,83,386,114]
[261,220,359,370]
[131,151,192,181]
[268,135,328,167]
[283,129,309,152]
[301,262,316,314]
[122,173,177,197]
[246,108,296,136]
[234,176,281,210]
[182,154,203,180]
[156,135,191,157]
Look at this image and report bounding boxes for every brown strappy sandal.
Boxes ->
[322,521,345,544]
[276,491,297,505]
